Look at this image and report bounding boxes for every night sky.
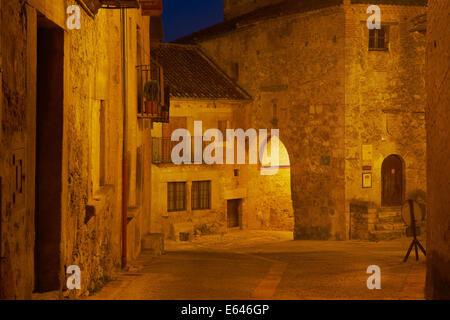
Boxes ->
[162,0,224,42]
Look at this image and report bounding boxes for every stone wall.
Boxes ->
[426,0,450,300]
[0,0,153,299]
[0,0,33,299]
[199,6,347,240]
[344,3,427,240]
[62,6,123,298]
[150,99,251,238]
[197,2,427,240]
[247,138,294,231]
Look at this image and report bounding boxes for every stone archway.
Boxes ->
[247,135,294,231]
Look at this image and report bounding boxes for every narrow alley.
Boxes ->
[1,0,448,302]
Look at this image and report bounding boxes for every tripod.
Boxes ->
[403,200,426,262]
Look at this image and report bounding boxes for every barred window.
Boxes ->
[167,182,186,212]
[369,27,389,51]
[192,181,211,210]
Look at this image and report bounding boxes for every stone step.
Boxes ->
[374,223,406,231]
[369,230,406,241]
[377,216,404,225]
[377,210,402,219]
[380,206,402,211]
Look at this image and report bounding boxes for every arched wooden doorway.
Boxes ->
[381,155,404,206]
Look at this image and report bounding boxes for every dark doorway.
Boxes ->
[227,199,241,228]
[34,15,64,293]
[381,155,404,207]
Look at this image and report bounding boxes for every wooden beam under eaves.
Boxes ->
[140,0,163,16]
[76,0,103,17]
[101,0,140,9]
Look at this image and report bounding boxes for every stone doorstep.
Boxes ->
[374,223,406,231]
[369,230,405,241]
[378,210,402,219]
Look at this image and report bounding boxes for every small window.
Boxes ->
[369,27,389,51]
[191,181,211,210]
[168,182,186,212]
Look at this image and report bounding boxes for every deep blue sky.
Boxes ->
[162,0,224,42]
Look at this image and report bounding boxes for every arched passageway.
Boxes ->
[246,136,294,231]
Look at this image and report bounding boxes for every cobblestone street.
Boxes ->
[89,231,426,300]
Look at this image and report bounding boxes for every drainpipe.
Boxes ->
[121,8,128,270]
[0,177,3,297]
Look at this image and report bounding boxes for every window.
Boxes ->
[191,181,211,210]
[369,27,389,51]
[168,182,186,212]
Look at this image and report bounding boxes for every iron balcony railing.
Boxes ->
[152,137,216,165]
[137,60,170,123]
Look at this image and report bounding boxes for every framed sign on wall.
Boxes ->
[362,173,372,188]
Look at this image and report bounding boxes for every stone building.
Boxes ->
[177,0,428,241]
[425,0,450,300]
[149,43,294,239]
[0,0,163,299]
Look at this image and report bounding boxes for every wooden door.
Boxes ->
[35,23,64,293]
[227,199,241,228]
[382,155,404,206]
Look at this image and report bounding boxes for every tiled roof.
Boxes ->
[176,0,427,44]
[175,0,344,43]
[151,44,251,100]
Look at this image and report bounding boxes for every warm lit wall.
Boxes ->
[150,99,249,238]
[344,3,427,240]
[199,6,347,240]
[426,0,450,300]
[249,138,294,231]
[0,0,153,299]
[198,2,428,240]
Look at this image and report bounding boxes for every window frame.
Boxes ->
[369,26,389,51]
[191,180,212,211]
[167,182,187,212]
